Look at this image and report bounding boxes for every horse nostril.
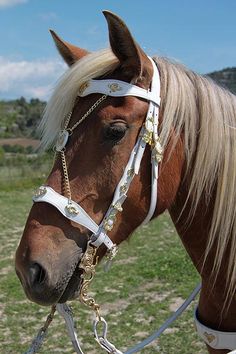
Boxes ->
[29,263,46,286]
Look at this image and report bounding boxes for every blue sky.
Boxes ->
[0,0,235,100]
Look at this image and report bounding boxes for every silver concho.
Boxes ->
[55,130,69,152]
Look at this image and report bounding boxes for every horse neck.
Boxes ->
[168,178,236,330]
[168,179,215,276]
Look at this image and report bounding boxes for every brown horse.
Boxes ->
[15,11,236,354]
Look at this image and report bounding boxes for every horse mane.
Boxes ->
[156,56,236,304]
[40,48,236,302]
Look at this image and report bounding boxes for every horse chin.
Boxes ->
[58,267,83,303]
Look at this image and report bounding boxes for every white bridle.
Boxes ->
[27,56,235,353]
[28,57,164,354]
[33,57,162,257]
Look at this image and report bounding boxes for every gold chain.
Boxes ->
[67,94,107,134]
[59,94,107,201]
[57,95,108,319]
[61,150,72,200]
[64,110,73,130]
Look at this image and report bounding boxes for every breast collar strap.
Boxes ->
[33,57,162,254]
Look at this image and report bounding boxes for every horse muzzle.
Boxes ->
[15,226,84,306]
[16,253,83,305]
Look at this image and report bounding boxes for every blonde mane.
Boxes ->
[41,48,236,302]
[156,57,236,303]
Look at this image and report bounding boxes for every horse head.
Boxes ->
[15,11,184,306]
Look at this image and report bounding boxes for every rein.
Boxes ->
[26,58,199,353]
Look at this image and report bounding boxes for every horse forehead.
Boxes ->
[99,96,149,118]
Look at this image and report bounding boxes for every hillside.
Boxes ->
[0,97,45,140]
[208,67,236,94]
[0,67,235,142]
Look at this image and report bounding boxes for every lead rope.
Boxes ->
[24,305,56,354]
[56,303,85,354]
[24,283,201,354]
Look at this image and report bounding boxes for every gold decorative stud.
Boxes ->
[127,168,135,178]
[108,83,122,93]
[152,139,163,162]
[203,332,216,344]
[104,218,114,232]
[147,116,154,123]
[145,119,154,132]
[155,154,163,163]
[34,186,47,198]
[106,245,118,260]
[79,81,89,95]
[65,204,79,216]
[113,202,123,212]
[154,140,163,153]
[120,183,128,194]
[142,130,153,145]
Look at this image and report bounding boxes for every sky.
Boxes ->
[0,0,235,100]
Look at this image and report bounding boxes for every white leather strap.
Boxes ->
[90,231,114,250]
[56,303,84,354]
[140,60,161,225]
[33,186,99,234]
[78,78,161,106]
[194,308,236,350]
[33,186,115,251]
[111,132,145,205]
[149,56,161,100]
[101,59,161,227]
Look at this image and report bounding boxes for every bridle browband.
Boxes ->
[33,57,162,257]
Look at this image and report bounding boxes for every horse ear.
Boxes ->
[49,30,89,66]
[103,11,152,84]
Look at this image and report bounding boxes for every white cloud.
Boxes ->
[39,12,58,21]
[0,57,66,100]
[0,0,27,8]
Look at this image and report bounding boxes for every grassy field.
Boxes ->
[0,185,206,354]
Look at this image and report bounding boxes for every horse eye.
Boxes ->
[104,123,128,143]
